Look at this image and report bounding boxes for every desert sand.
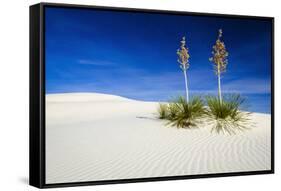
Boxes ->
[46,93,271,184]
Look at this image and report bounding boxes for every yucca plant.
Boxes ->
[167,96,206,128]
[209,29,228,104]
[208,30,251,134]
[177,37,190,102]
[206,94,251,134]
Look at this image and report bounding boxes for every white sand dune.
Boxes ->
[46,93,271,184]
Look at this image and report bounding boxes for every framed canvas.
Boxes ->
[30,2,274,188]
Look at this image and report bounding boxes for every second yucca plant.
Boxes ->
[207,29,250,134]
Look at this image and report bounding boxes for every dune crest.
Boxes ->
[46,92,134,102]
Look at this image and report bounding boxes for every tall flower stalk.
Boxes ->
[209,29,229,104]
[177,37,190,102]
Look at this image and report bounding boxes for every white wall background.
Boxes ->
[0,0,279,190]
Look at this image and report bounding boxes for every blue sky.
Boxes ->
[45,7,272,113]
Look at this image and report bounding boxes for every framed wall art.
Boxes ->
[30,2,274,188]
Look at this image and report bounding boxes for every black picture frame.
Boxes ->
[30,2,275,189]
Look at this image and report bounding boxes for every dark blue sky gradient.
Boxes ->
[45,7,272,113]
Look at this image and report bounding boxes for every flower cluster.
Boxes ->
[177,36,190,71]
[209,29,229,75]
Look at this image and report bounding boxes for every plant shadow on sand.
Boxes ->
[136,116,160,121]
